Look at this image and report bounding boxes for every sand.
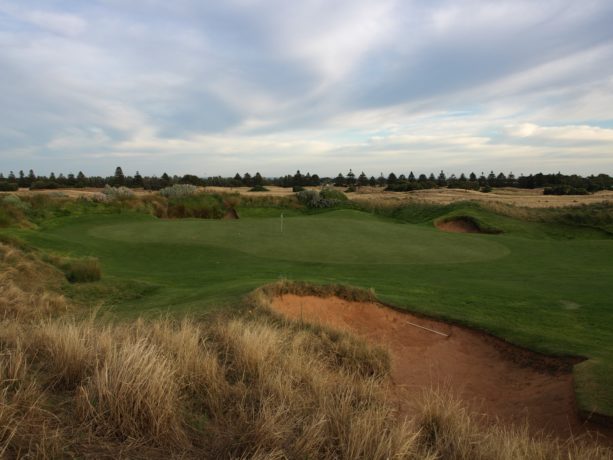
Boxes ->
[270,294,611,441]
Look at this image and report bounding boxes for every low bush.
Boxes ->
[46,255,102,283]
[29,180,60,190]
[167,193,226,219]
[544,185,590,195]
[292,185,305,192]
[249,185,269,192]
[0,182,18,191]
[320,187,348,201]
[159,184,199,198]
[102,185,134,200]
[296,189,347,208]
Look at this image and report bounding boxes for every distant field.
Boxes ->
[16,204,613,419]
[8,185,613,208]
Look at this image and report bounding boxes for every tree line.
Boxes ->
[0,167,611,194]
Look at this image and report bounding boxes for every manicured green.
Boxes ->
[10,205,613,418]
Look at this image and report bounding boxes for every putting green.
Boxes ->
[88,210,510,265]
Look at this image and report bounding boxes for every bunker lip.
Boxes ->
[269,294,612,442]
[435,217,483,233]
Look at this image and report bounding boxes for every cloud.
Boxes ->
[0,0,612,176]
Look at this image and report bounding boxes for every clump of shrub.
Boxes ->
[0,182,18,191]
[544,185,589,195]
[167,193,226,219]
[0,195,30,227]
[45,255,102,283]
[296,188,348,208]
[102,185,134,200]
[29,181,60,190]
[292,185,305,192]
[159,184,199,198]
[249,185,269,192]
[320,187,348,201]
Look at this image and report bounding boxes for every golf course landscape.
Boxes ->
[12,193,613,415]
[1,188,613,457]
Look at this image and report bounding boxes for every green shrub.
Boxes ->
[292,185,305,192]
[320,188,348,201]
[103,185,134,200]
[159,184,199,198]
[296,189,347,209]
[0,182,18,191]
[248,185,269,192]
[30,181,60,190]
[544,185,589,195]
[167,193,226,219]
[52,257,102,283]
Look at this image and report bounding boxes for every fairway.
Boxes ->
[19,207,613,419]
[89,210,510,265]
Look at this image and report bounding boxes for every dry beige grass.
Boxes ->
[352,186,613,208]
[0,243,70,321]
[0,246,611,458]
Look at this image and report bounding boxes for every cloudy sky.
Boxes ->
[1,0,613,177]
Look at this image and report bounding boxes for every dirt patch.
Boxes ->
[436,218,482,233]
[223,208,239,219]
[270,294,612,441]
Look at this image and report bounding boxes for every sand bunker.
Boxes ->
[270,294,609,440]
[436,218,483,233]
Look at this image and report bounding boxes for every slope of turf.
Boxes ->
[15,208,613,419]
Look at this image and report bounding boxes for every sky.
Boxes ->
[1,0,613,178]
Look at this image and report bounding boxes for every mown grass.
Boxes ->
[3,196,613,419]
[0,245,610,458]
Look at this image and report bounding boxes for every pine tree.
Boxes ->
[346,169,356,186]
[334,173,345,187]
[114,166,125,186]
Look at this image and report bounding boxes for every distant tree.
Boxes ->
[357,171,368,187]
[376,173,386,187]
[293,170,303,186]
[418,174,427,182]
[161,172,171,187]
[334,173,345,187]
[8,171,16,182]
[437,170,447,186]
[18,170,27,188]
[428,173,436,182]
[496,172,507,187]
[133,171,144,187]
[469,172,477,182]
[346,169,356,186]
[311,174,321,186]
[408,171,415,182]
[387,172,397,184]
[114,166,125,186]
[253,172,264,186]
[369,176,377,186]
[49,172,56,181]
[242,172,252,187]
